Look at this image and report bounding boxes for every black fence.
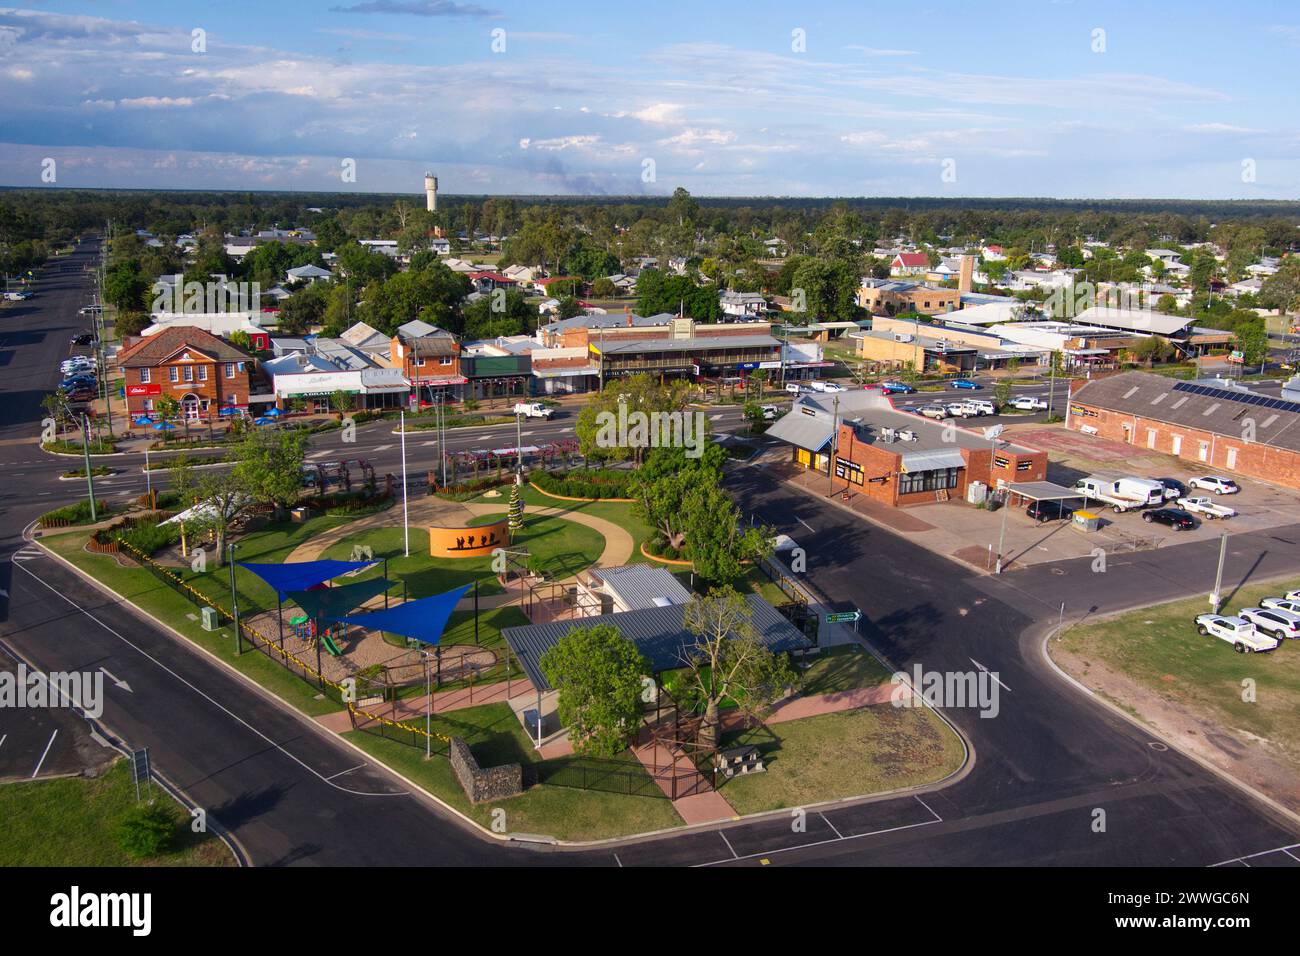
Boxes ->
[525,757,668,800]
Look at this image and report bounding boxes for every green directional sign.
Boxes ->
[825,611,861,624]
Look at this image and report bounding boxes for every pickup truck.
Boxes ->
[512,402,554,419]
[1008,396,1047,411]
[1176,495,1236,519]
[1194,614,1279,653]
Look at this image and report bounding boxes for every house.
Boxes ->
[144,311,272,350]
[468,271,518,294]
[442,257,479,274]
[116,326,259,422]
[857,278,960,316]
[429,237,451,255]
[501,264,538,283]
[532,276,583,296]
[981,244,1006,261]
[605,273,638,293]
[719,290,768,319]
[890,252,930,276]
[286,264,332,285]
[766,389,1047,507]
[1145,249,1183,266]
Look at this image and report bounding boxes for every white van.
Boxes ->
[1073,474,1164,512]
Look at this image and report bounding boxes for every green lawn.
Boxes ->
[474,484,655,562]
[342,700,681,842]
[719,705,965,815]
[1054,576,1300,774]
[0,760,234,867]
[799,645,892,695]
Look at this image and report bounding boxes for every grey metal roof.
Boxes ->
[1006,481,1082,501]
[1072,306,1191,337]
[502,594,811,692]
[1071,371,1300,454]
[589,565,692,611]
[597,335,780,354]
[900,449,966,472]
[542,312,672,333]
[765,411,834,451]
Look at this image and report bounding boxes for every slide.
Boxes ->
[320,633,343,657]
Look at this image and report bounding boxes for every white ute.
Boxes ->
[1176,495,1237,519]
[512,402,553,419]
[1194,614,1279,653]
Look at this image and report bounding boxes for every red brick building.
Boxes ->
[116,326,257,421]
[767,391,1047,507]
[1067,371,1300,491]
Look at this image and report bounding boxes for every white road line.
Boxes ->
[710,414,723,421]
[914,795,942,822]
[421,441,438,446]
[14,562,409,799]
[969,658,1011,693]
[819,812,844,839]
[1210,842,1300,867]
[796,517,815,533]
[31,730,57,778]
[372,444,393,452]
[613,853,624,868]
[324,763,366,781]
[307,451,330,460]
[695,815,943,867]
[718,831,739,859]
[0,734,7,750]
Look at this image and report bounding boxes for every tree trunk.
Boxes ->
[700,698,720,750]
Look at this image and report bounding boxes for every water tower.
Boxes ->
[424,172,438,212]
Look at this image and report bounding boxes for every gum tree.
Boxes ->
[539,624,648,757]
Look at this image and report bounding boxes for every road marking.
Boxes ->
[796,517,815,533]
[324,763,366,781]
[694,812,944,867]
[14,562,410,799]
[710,414,723,421]
[613,853,623,868]
[0,734,6,751]
[372,444,393,452]
[32,730,57,778]
[98,666,133,693]
[819,811,844,839]
[1210,842,1300,867]
[915,795,942,822]
[307,450,330,460]
[718,831,739,859]
[421,441,438,446]
[969,658,1011,693]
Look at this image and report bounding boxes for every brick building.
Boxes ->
[857,278,961,316]
[1067,371,1300,491]
[116,325,258,421]
[389,320,465,402]
[767,390,1047,507]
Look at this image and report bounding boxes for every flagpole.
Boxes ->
[400,409,410,557]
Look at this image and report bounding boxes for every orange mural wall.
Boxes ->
[429,519,508,558]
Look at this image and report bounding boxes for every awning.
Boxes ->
[1005,481,1081,501]
[238,559,378,601]
[766,412,834,452]
[329,584,471,645]
[410,375,468,386]
[900,449,966,472]
[287,576,395,623]
[532,365,600,379]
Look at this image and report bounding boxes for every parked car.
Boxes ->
[1188,475,1240,494]
[880,381,915,395]
[917,404,948,420]
[785,382,803,395]
[1286,589,1300,602]
[760,405,778,421]
[1176,496,1237,519]
[1142,507,1199,530]
[819,382,846,393]
[63,388,96,403]
[60,360,95,374]
[946,402,976,418]
[1261,596,1300,616]
[964,399,998,416]
[1155,477,1187,501]
[78,305,103,315]
[59,377,96,391]
[950,379,982,390]
[70,332,96,346]
[1008,396,1047,411]
[1027,499,1076,522]
[1239,607,1300,641]
[1193,614,1279,653]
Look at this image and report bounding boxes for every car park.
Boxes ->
[1239,607,1300,640]
[1026,499,1076,522]
[1193,614,1279,653]
[1155,477,1187,501]
[1261,597,1300,616]
[1008,396,1047,411]
[951,379,982,390]
[1142,507,1198,530]
[1188,475,1239,494]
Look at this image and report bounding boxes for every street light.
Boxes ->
[227,542,241,655]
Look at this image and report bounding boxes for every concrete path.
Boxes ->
[631,733,736,825]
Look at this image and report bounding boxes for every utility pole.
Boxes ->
[80,413,98,522]
[515,410,524,475]
[400,409,410,557]
[825,394,840,494]
[1209,532,1228,612]
[228,542,241,655]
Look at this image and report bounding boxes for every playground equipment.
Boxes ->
[289,614,345,656]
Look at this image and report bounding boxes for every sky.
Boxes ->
[1,0,1298,199]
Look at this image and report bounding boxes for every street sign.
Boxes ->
[825,611,861,624]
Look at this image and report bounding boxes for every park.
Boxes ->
[32,378,964,843]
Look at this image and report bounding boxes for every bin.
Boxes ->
[1073,509,1100,532]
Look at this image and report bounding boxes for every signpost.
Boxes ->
[825,611,860,624]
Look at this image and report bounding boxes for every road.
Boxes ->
[2,244,1297,867]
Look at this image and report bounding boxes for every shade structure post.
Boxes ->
[384,558,389,609]
[277,594,284,651]
[474,580,479,645]
[315,620,324,689]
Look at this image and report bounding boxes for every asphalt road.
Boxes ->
[2,245,1298,868]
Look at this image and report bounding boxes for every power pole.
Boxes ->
[80,413,98,522]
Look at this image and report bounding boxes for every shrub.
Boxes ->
[531,468,634,500]
[112,518,181,555]
[40,499,113,527]
[113,801,178,859]
[645,537,664,556]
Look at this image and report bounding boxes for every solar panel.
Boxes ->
[1172,380,1300,414]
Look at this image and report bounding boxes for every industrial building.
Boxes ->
[1066,371,1300,491]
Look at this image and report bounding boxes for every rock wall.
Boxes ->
[449,736,522,804]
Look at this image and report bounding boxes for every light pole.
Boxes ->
[515,411,524,475]
[227,542,241,655]
[80,413,98,522]
[1209,532,1228,612]
[145,447,151,501]
[825,394,840,494]
[400,409,410,557]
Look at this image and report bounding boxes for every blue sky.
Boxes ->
[1,0,1298,198]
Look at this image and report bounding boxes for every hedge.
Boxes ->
[530,468,635,500]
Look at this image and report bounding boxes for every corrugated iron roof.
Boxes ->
[589,565,692,611]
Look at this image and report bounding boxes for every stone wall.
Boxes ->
[449,736,523,804]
